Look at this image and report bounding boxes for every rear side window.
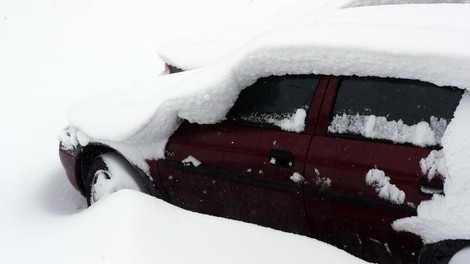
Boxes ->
[226,74,320,132]
[328,76,462,147]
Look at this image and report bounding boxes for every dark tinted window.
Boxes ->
[328,76,462,147]
[226,74,320,129]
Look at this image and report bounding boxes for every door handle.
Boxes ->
[269,149,295,168]
[419,177,444,195]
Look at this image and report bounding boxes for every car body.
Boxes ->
[60,73,465,263]
[60,4,470,264]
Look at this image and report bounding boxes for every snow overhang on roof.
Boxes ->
[157,1,470,70]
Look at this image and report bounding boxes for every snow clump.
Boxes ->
[290,172,305,184]
[182,155,202,167]
[420,149,448,180]
[275,109,307,133]
[365,168,406,205]
[328,114,444,147]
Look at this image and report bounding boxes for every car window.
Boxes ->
[328,76,462,147]
[226,74,320,131]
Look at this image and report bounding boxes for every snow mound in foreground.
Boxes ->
[82,190,368,264]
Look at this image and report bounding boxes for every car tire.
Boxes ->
[419,240,470,264]
[85,152,149,205]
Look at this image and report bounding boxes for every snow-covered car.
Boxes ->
[59,4,470,264]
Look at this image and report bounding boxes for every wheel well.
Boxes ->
[80,144,116,188]
[79,144,160,198]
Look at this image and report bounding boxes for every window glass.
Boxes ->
[226,74,320,131]
[328,76,462,147]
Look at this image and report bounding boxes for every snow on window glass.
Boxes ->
[328,76,461,147]
[328,114,447,147]
[226,74,319,132]
[239,109,306,132]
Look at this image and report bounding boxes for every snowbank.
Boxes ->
[79,190,369,264]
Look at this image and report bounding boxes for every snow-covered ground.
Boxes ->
[0,0,369,263]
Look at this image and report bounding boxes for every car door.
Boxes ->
[303,76,462,263]
[157,74,327,235]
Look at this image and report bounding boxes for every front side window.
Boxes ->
[328,76,462,147]
[226,74,320,132]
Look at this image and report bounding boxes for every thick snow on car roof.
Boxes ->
[157,0,470,70]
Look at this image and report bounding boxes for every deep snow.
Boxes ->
[0,0,369,263]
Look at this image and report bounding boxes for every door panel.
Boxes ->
[304,136,426,263]
[303,76,461,263]
[156,74,327,235]
[160,122,311,235]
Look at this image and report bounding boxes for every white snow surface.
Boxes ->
[449,247,470,264]
[365,168,406,205]
[0,0,369,263]
[158,0,470,70]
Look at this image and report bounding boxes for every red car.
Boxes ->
[60,73,466,263]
